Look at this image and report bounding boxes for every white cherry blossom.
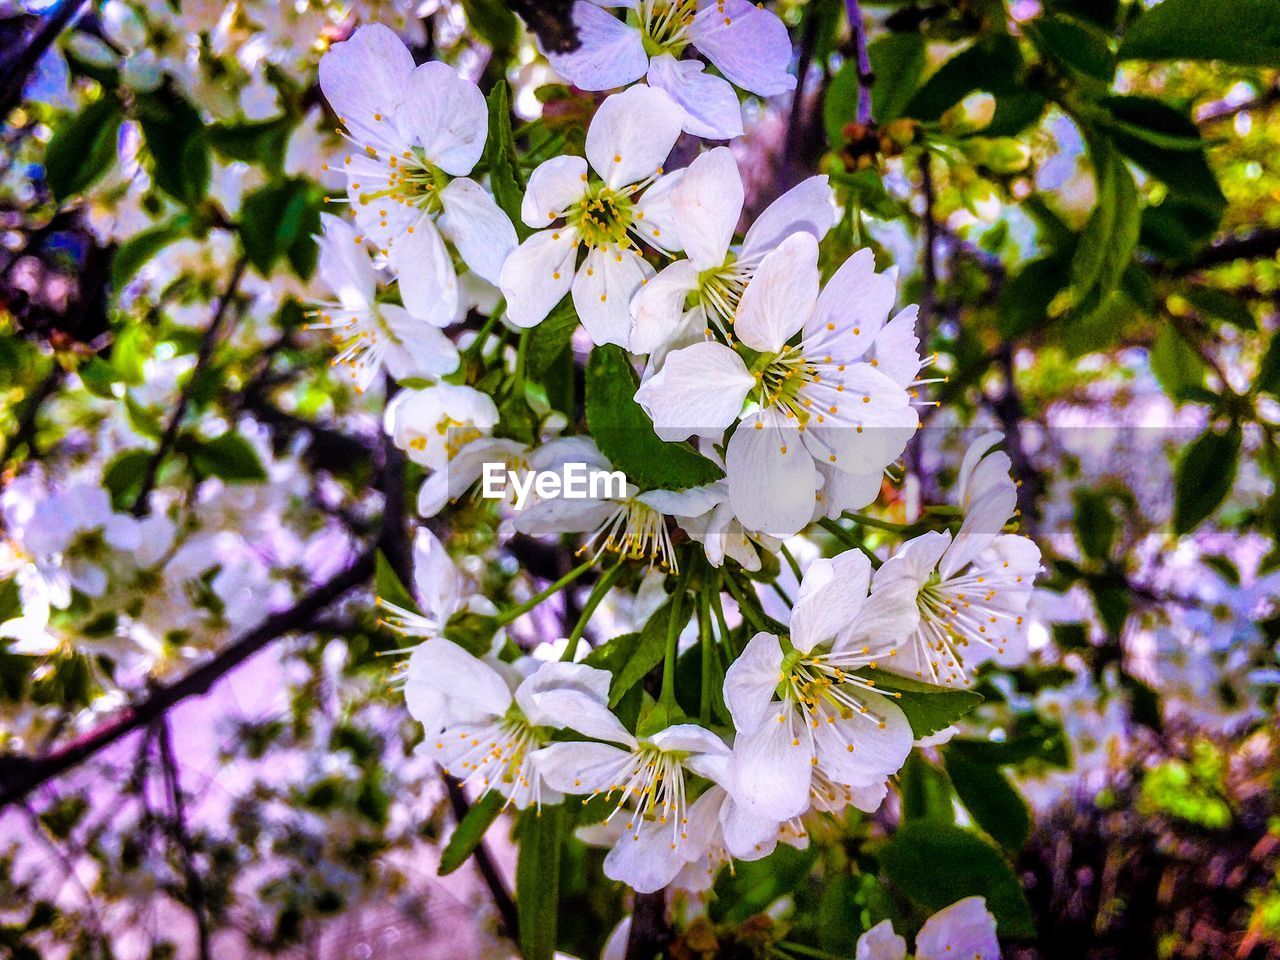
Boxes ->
[546,0,795,140]
[319,24,516,325]
[857,897,1001,960]
[311,213,460,392]
[630,146,835,354]
[722,548,919,821]
[636,242,922,537]
[873,432,1042,687]
[383,382,500,473]
[500,85,685,346]
[534,704,730,892]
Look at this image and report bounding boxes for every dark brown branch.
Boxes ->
[0,548,375,809]
[624,890,670,960]
[442,775,520,938]
[2,362,64,470]
[846,0,874,126]
[1165,227,1280,276]
[0,0,86,116]
[131,255,249,516]
[157,718,212,960]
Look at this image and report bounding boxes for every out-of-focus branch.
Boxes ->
[846,0,874,127]
[917,151,939,337]
[157,718,212,960]
[442,775,519,939]
[1164,227,1280,276]
[0,547,375,809]
[0,0,86,116]
[2,362,64,471]
[131,255,249,516]
[1196,84,1280,124]
[624,890,670,960]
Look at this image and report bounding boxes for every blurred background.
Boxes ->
[0,0,1278,958]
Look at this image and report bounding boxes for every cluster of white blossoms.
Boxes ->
[313,15,1041,912]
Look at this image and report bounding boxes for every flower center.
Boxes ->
[403,415,485,461]
[696,258,748,336]
[636,0,697,55]
[566,182,636,250]
[580,498,678,571]
[752,346,819,424]
[354,148,449,218]
[593,742,691,847]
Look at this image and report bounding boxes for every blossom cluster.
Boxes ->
[309,20,1042,897]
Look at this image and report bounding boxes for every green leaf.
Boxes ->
[710,843,819,924]
[585,345,723,491]
[1182,287,1255,331]
[1149,326,1206,402]
[103,450,152,510]
[1027,14,1115,81]
[856,669,983,738]
[485,81,525,236]
[44,95,123,201]
[899,752,955,824]
[240,179,322,276]
[526,299,579,378]
[112,219,188,289]
[941,747,1031,853]
[375,550,418,612]
[869,34,925,124]
[440,791,506,875]
[1073,488,1120,562]
[586,600,674,708]
[1257,334,1280,396]
[904,34,1023,121]
[1118,0,1280,66]
[1103,96,1226,214]
[209,116,294,173]
[462,0,519,51]
[135,87,211,206]
[112,326,150,385]
[878,821,1036,938]
[1173,423,1240,534]
[1071,137,1141,317]
[189,432,268,483]
[998,258,1066,339]
[516,804,569,960]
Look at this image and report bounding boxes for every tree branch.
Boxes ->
[624,890,670,960]
[157,717,212,960]
[0,548,375,809]
[1165,227,1280,276]
[131,254,248,516]
[0,0,86,117]
[846,0,874,127]
[442,775,519,939]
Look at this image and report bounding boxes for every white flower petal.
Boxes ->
[602,817,688,892]
[734,232,819,352]
[634,340,753,442]
[573,245,654,347]
[390,215,458,327]
[317,212,375,310]
[586,85,683,189]
[515,660,613,724]
[318,23,415,150]
[789,549,870,653]
[805,247,896,350]
[438,178,518,285]
[740,175,836,262]
[629,259,701,355]
[725,409,816,538]
[814,462,883,519]
[670,146,743,270]
[530,688,637,744]
[521,155,589,228]
[411,527,463,620]
[726,713,812,821]
[546,1,649,91]
[856,921,908,960]
[722,630,784,733]
[915,898,1001,960]
[535,740,635,793]
[405,638,512,718]
[380,304,461,379]
[396,61,488,176]
[691,0,796,96]
[647,54,743,141]
[500,227,580,328]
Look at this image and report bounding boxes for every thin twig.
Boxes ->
[846,0,874,126]
[442,775,519,938]
[157,718,212,960]
[0,0,86,116]
[0,547,375,809]
[131,255,249,516]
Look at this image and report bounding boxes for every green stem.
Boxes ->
[722,574,767,633]
[843,511,911,533]
[818,518,882,569]
[698,587,714,724]
[561,562,623,660]
[779,542,803,584]
[494,558,594,626]
[658,559,694,707]
[709,573,737,659]
[770,579,794,608]
[462,306,504,359]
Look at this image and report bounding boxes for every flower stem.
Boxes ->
[658,559,694,708]
[561,562,623,660]
[698,587,714,724]
[494,557,595,626]
[843,511,911,533]
[722,574,767,633]
[818,518,882,568]
[462,306,504,359]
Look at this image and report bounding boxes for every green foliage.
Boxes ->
[516,804,569,960]
[878,822,1036,938]
[856,669,984,738]
[439,791,507,875]
[111,218,189,289]
[209,116,294,173]
[1173,423,1241,534]
[44,94,123,201]
[941,746,1032,853]
[710,843,819,925]
[1118,0,1280,66]
[185,432,269,483]
[462,0,519,52]
[374,551,418,612]
[585,345,723,491]
[586,600,674,708]
[485,81,526,236]
[1070,137,1141,319]
[240,179,323,277]
[135,86,211,206]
